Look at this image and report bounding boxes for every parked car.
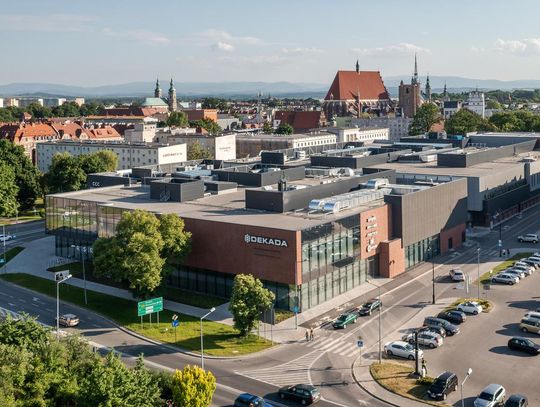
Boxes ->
[427,371,458,401]
[278,384,320,405]
[419,325,447,338]
[525,256,540,266]
[507,337,540,355]
[332,312,357,329]
[358,298,382,316]
[234,393,274,407]
[457,301,483,315]
[504,268,525,279]
[423,317,460,336]
[0,234,14,242]
[384,341,424,360]
[523,311,540,322]
[437,310,466,324]
[512,263,534,275]
[491,273,519,285]
[520,318,540,334]
[505,394,528,407]
[55,314,79,327]
[402,331,443,348]
[521,258,540,268]
[449,268,465,281]
[474,384,506,407]
[517,234,539,243]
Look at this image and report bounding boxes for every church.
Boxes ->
[140,78,178,113]
[323,61,394,119]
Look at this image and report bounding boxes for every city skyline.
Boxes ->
[2,0,540,86]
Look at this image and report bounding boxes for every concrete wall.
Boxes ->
[149,179,204,202]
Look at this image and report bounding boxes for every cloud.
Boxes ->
[199,29,261,45]
[102,28,169,45]
[281,47,324,55]
[212,41,235,52]
[0,14,95,32]
[352,42,429,56]
[470,46,486,53]
[495,38,540,55]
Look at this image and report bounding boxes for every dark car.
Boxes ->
[234,393,274,407]
[427,371,458,401]
[332,312,357,329]
[507,337,540,355]
[278,384,320,405]
[423,317,460,336]
[505,394,528,407]
[419,325,447,338]
[358,298,382,316]
[437,310,466,324]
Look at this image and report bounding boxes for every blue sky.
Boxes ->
[2,0,540,85]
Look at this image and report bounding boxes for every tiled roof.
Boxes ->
[0,123,57,142]
[275,111,322,131]
[85,127,122,139]
[325,70,390,101]
[51,122,90,139]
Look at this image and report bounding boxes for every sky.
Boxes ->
[2,0,540,86]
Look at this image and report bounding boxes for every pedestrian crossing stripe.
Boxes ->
[305,336,360,357]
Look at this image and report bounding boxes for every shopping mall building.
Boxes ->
[45,152,468,312]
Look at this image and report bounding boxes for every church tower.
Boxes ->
[425,74,432,102]
[154,78,162,98]
[168,78,177,112]
[398,56,422,118]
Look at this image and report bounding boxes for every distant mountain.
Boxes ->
[2,76,540,99]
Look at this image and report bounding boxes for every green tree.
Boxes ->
[25,102,52,119]
[167,111,189,128]
[408,103,441,136]
[171,365,216,407]
[262,121,273,133]
[0,140,41,209]
[486,99,502,110]
[192,118,222,135]
[275,122,294,135]
[0,163,19,217]
[52,102,81,117]
[229,274,275,336]
[187,141,213,160]
[444,109,497,135]
[79,150,118,174]
[201,97,228,111]
[45,152,86,193]
[159,213,191,264]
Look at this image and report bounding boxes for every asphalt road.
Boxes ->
[1,220,45,246]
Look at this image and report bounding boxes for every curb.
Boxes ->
[350,356,400,407]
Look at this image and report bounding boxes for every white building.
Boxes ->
[160,132,236,160]
[36,140,187,172]
[18,98,44,108]
[465,90,485,118]
[443,101,462,120]
[326,127,389,143]
[5,98,19,107]
[124,117,159,143]
[43,98,67,107]
[338,116,412,141]
[0,98,3,108]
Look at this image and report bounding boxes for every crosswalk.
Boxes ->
[304,334,360,358]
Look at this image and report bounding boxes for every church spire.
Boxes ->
[443,82,448,101]
[412,53,419,85]
[168,78,177,112]
[425,74,431,102]
[355,59,360,73]
[154,78,162,98]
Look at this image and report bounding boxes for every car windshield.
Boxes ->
[362,303,372,308]
[523,339,534,346]
[338,315,348,321]
[309,389,319,395]
[404,344,413,351]
[431,379,446,389]
[479,392,494,400]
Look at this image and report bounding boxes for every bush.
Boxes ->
[416,376,434,385]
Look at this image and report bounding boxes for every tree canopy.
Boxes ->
[171,365,216,407]
[0,102,104,122]
[0,163,19,217]
[275,122,293,135]
[187,141,213,161]
[408,103,441,136]
[191,118,222,135]
[229,274,275,336]
[201,97,228,111]
[444,109,497,135]
[167,111,189,128]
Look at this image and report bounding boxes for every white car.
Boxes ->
[0,234,14,242]
[457,301,483,315]
[524,311,540,322]
[503,268,525,279]
[474,384,505,407]
[384,341,424,360]
[491,273,519,285]
[513,262,534,274]
[517,234,539,243]
[449,269,465,281]
[511,265,533,276]
[527,256,540,265]
[401,332,443,348]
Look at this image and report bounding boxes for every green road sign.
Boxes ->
[137,297,163,317]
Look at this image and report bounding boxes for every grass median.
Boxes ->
[477,252,533,284]
[0,273,272,356]
[444,297,493,313]
[1,246,24,264]
[370,362,450,406]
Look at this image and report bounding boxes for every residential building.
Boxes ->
[0,122,59,163]
[443,101,462,120]
[339,116,413,141]
[236,132,337,158]
[217,114,240,131]
[183,109,218,122]
[273,111,324,133]
[326,127,389,143]
[43,98,67,107]
[465,90,485,118]
[18,98,44,108]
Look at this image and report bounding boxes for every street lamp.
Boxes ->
[460,367,473,407]
[493,211,503,257]
[2,224,6,272]
[71,245,88,305]
[427,242,436,305]
[55,271,72,339]
[200,307,216,370]
[367,274,383,364]
[477,247,481,300]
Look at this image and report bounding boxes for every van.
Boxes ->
[520,318,540,334]
[427,371,458,401]
[423,317,460,336]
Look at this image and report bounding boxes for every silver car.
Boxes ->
[384,341,424,360]
[491,273,519,285]
[474,384,505,407]
[401,332,443,348]
[504,268,525,279]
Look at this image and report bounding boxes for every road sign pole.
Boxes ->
[149,313,152,327]
[141,316,143,330]
[56,280,59,339]
[157,311,159,325]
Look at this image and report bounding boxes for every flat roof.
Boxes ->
[50,182,385,231]
[236,132,336,141]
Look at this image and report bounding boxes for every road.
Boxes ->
[1,208,540,406]
[1,220,45,246]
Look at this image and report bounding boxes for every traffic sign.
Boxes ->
[498,240,502,247]
[357,340,364,348]
[172,314,178,321]
[137,297,163,317]
[172,319,179,328]
[54,270,71,282]
[293,306,298,313]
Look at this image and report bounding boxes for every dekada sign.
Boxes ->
[244,234,288,247]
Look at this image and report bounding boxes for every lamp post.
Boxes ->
[55,271,72,339]
[460,368,473,407]
[2,225,6,272]
[200,307,216,370]
[71,245,88,305]
[428,242,436,305]
[493,212,503,257]
[477,247,481,300]
[367,273,382,364]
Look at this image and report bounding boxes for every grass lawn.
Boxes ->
[1,246,24,264]
[0,199,44,226]
[0,273,272,356]
[370,362,449,406]
[274,309,294,324]
[444,297,493,313]
[477,252,533,284]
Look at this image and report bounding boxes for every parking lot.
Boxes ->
[383,251,540,406]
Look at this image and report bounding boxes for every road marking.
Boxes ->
[18,298,26,303]
[8,303,15,307]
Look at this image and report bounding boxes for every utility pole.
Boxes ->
[477,247,481,300]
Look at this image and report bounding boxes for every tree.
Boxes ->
[229,274,275,336]
[45,152,86,193]
[275,122,294,135]
[0,163,19,217]
[52,102,81,117]
[0,140,41,209]
[486,99,502,110]
[201,97,228,111]
[159,213,191,264]
[25,102,52,119]
[408,103,441,136]
[167,111,188,128]
[262,121,273,133]
[171,365,216,407]
[444,109,497,135]
[187,141,213,160]
[192,118,222,135]
[79,150,118,174]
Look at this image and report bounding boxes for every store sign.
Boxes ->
[244,234,288,247]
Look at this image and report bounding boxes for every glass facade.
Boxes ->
[404,234,440,269]
[299,215,378,311]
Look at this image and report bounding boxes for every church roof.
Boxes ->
[325,71,390,101]
[141,97,168,107]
